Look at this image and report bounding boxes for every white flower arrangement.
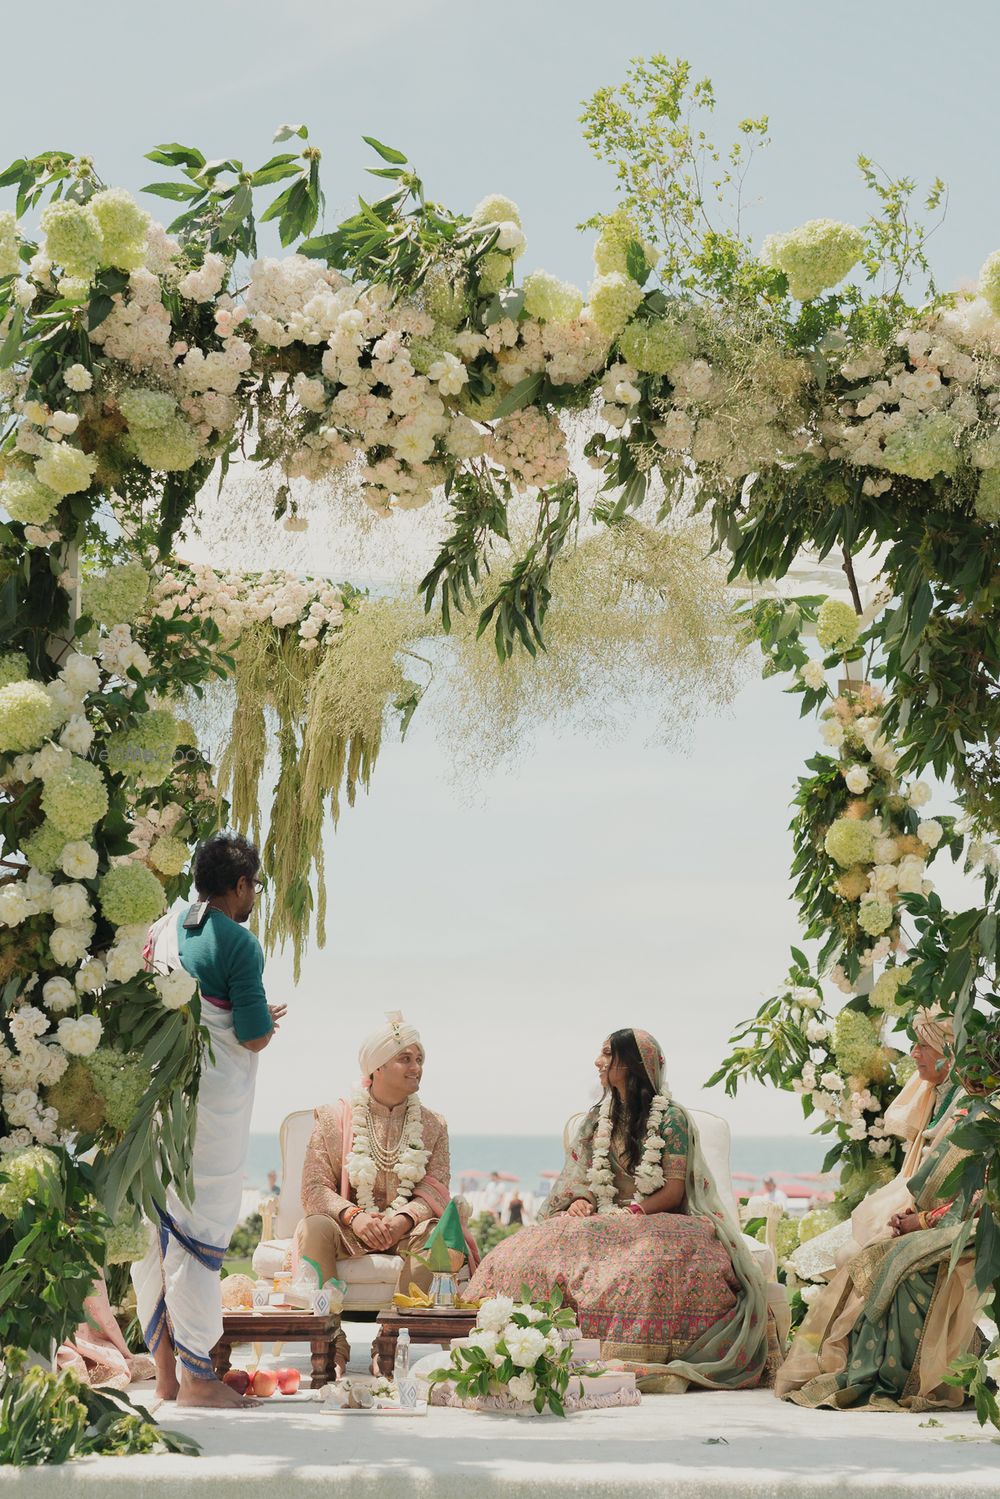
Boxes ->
[586,1087,672,1213]
[345,1087,429,1218]
[429,1289,578,1415]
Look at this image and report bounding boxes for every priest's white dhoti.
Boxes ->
[132,913,259,1378]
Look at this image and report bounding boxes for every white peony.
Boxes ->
[507,1372,537,1402]
[844,765,870,794]
[50,882,92,926]
[465,1328,501,1363]
[805,1019,829,1044]
[502,1324,548,1368]
[57,1013,102,1056]
[64,364,93,393]
[820,720,845,747]
[895,855,926,894]
[155,967,196,1010]
[799,660,826,691]
[59,715,94,755]
[907,781,932,808]
[49,921,94,966]
[917,819,943,849]
[60,840,98,880]
[477,1295,515,1334]
[42,976,76,1014]
[0,884,34,927]
[74,957,106,994]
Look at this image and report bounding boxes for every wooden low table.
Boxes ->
[373,1308,478,1377]
[212,1310,339,1389]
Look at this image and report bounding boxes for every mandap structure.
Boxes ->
[0,57,999,1453]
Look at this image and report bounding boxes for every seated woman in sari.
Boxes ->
[464,1028,775,1392]
[789,1006,961,1282]
[776,1050,989,1412]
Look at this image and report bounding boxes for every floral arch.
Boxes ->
[0,57,999,1447]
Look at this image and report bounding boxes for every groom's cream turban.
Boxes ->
[359,1010,423,1082]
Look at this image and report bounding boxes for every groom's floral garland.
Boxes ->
[346,1087,429,1219]
[587,1089,672,1213]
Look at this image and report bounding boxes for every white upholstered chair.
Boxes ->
[252,1108,403,1313]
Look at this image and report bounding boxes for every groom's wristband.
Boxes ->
[342,1205,362,1228]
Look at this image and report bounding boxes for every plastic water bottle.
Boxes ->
[395,1328,416,1408]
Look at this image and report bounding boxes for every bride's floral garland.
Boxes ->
[587,1090,672,1214]
[346,1087,429,1219]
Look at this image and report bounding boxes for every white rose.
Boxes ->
[477,1296,515,1334]
[155,967,196,1010]
[799,660,826,691]
[895,855,926,894]
[42,976,76,1014]
[820,720,845,747]
[820,1071,843,1092]
[57,1013,102,1056]
[502,1325,548,1369]
[50,882,91,926]
[60,840,98,880]
[917,819,943,849]
[844,765,870,794]
[507,1372,537,1402]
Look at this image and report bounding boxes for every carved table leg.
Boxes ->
[310,1336,331,1389]
[212,1337,233,1380]
[372,1327,398,1377]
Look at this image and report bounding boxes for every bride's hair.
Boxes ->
[607,1028,655,1173]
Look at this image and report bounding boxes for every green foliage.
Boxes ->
[428,1285,575,1415]
[469,1212,521,1257]
[228,1211,262,1261]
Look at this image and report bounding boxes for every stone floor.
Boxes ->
[4,1319,998,1497]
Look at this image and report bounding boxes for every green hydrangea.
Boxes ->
[0,652,27,691]
[979,250,1000,317]
[89,188,149,272]
[816,598,860,653]
[834,1008,883,1079]
[458,387,504,421]
[0,210,19,278]
[45,1057,106,1133]
[470,194,522,229]
[424,269,467,329]
[85,1048,152,1132]
[84,560,150,628]
[587,272,644,339]
[870,964,913,1013]
[880,411,960,482]
[859,895,894,936]
[34,443,98,496]
[408,333,457,376]
[104,1213,150,1265]
[104,709,179,784]
[0,469,60,526]
[22,818,66,873]
[0,1146,60,1218]
[975,468,1000,524]
[593,210,657,278]
[477,251,513,296]
[41,756,110,837]
[797,1205,845,1243]
[761,218,865,301]
[119,388,200,473]
[39,200,104,280]
[618,316,694,376]
[148,834,189,877]
[755,1214,799,1263]
[98,861,166,928]
[894,1053,917,1086]
[840,1156,895,1209]
[0,680,60,753]
[825,816,876,868]
[522,271,584,325]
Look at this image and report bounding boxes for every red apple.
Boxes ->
[222,1369,251,1396]
[250,1368,278,1398]
[276,1368,301,1395]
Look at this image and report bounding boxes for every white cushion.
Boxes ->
[338,1252,403,1285]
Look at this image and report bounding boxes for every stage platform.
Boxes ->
[4,1319,998,1497]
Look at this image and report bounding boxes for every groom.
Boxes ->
[296,1011,475,1361]
[133,832,285,1408]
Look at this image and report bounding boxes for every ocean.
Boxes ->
[244,1130,832,1196]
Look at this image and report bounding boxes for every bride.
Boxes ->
[463,1028,776,1391]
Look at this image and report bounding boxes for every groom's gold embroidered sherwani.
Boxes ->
[297,1097,451,1294]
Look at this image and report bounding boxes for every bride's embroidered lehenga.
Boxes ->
[465,1034,775,1392]
[776,1096,984,1411]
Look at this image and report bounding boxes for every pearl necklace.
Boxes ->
[586,1090,672,1215]
[346,1088,430,1219]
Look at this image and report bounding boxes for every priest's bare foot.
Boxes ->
[153,1341,180,1402]
[177,1372,259,1408]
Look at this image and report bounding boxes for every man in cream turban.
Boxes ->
[296,1012,476,1371]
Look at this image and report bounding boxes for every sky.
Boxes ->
[5,1,995,1137]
